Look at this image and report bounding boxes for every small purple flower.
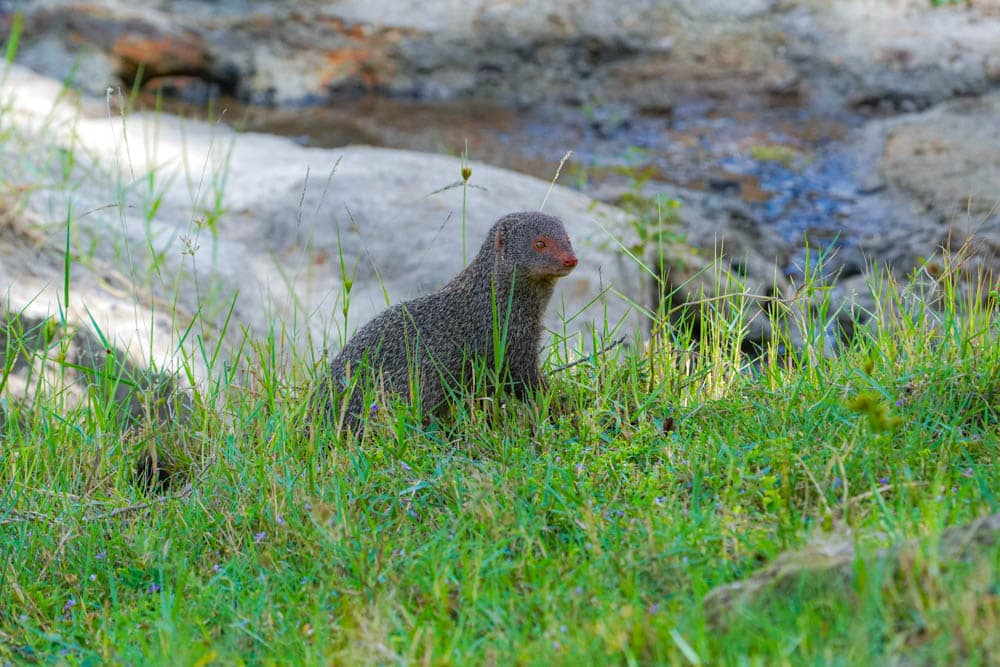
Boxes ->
[895,398,903,407]
[369,402,379,415]
[62,598,76,614]
[961,467,974,478]
[648,603,660,614]
[146,582,161,594]
[89,574,97,582]
[400,460,412,472]
[95,551,106,561]
[304,502,312,511]
[253,531,267,544]
[575,463,585,474]
[832,477,842,489]
[878,477,889,485]
[654,496,666,506]
[212,564,222,574]
[552,641,561,651]
[276,514,285,525]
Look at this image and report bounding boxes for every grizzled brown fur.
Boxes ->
[324,211,578,435]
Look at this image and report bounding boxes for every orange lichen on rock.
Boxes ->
[112,33,209,79]
[320,46,395,90]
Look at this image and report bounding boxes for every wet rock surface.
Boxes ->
[8,1,1000,110]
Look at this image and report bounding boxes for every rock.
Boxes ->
[595,182,798,349]
[225,142,645,346]
[12,0,1000,111]
[785,0,1000,111]
[704,512,1000,628]
[111,28,211,83]
[12,3,215,98]
[0,205,188,427]
[0,195,194,385]
[142,75,222,106]
[881,93,1000,225]
[841,91,1000,305]
[0,64,647,377]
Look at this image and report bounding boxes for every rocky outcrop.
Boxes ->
[4,0,1000,378]
[8,1,1000,111]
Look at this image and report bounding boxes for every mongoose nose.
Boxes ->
[563,255,578,268]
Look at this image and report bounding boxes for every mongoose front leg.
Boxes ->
[506,352,545,399]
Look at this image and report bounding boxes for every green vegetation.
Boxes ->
[750,144,805,169]
[2,21,999,665]
[930,0,972,8]
[3,209,998,665]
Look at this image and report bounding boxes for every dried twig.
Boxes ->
[0,509,54,525]
[845,481,928,508]
[548,336,627,374]
[0,483,192,525]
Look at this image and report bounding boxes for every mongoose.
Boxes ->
[323,211,578,435]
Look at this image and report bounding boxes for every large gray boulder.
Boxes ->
[0,64,646,391]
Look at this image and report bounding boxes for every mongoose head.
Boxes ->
[492,211,578,281]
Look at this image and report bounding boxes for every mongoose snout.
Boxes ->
[323,211,579,436]
[524,232,578,277]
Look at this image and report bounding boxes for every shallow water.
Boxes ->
[156,94,899,264]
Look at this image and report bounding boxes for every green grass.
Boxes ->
[2,23,999,663]
[2,239,997,664]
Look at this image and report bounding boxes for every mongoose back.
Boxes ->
[324,211,578,435]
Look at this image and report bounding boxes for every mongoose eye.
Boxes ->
[534,240,546,249]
